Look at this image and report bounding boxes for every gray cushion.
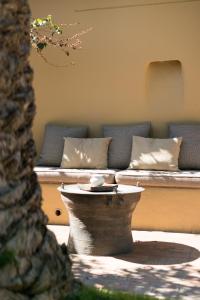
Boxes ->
[38,124,88,166]
[103,123,151,169]
[169,124,200,169]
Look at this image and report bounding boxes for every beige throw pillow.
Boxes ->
[61,137,111,169]
[129,136,182,171]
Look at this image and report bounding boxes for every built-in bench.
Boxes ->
[35,167,116,184]
[35,122,200,233]
[115,169,200,188]
[35,167,200,234]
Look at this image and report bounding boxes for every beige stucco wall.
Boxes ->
[41,183,200,233]
[30,0,200,153]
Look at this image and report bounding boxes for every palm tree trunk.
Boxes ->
[0,1,73,299]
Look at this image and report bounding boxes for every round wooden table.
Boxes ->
[58,184,144,256]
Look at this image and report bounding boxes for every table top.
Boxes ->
[58,184,144,195]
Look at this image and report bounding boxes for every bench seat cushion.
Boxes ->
[115,170,200,188]
[34,167,116,184]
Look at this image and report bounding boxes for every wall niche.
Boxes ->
[145,60,184,135]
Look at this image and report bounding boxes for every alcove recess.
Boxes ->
[145,60,183,137]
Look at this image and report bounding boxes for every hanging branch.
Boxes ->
[30,15,92,67]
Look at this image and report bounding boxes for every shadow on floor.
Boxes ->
[72,260,200,299]
[115,241,200,265]
[72,241,200,299]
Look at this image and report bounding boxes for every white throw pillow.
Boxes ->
[61,137,111,169]
[129,136,182,171]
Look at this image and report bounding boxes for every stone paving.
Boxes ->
[48,225,200,300]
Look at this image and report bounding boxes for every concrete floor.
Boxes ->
[48,225,200,300]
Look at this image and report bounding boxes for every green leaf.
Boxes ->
[46,15,52,22]
[35,18,44,26]
[57,29,63,34]
[37,42,47,50]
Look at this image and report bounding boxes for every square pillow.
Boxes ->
[60,137,112,169]
[103,123,151,169]
[169,124,200,169]
[38,124,88,166]
[129,136,182,171]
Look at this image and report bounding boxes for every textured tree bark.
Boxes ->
[0,1,73,299]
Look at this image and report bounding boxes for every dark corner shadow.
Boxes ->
[114,241,200,265]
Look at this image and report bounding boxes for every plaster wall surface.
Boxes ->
[30,0,200,153]
[41,183,200,233]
